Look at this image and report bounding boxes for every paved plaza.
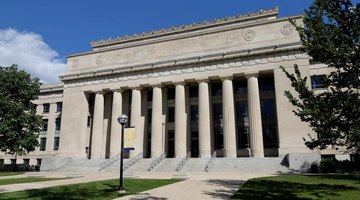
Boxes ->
[0,171,274,199]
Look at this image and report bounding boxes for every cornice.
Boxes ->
[91,7,279,49]
[40,83,64,93]
[61,42,303,82]
[60,48,310,90]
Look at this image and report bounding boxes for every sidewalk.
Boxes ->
[115,172,273,200]
[0,171,274,199]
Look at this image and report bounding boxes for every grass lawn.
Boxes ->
[231,175,360,200]
[0,172,24,177]
[0,178,179,200]
[0,177,65,186]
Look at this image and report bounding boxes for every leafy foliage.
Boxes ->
[0,65,42,155]
[281,0,360,152]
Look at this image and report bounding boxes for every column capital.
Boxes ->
[93,90,105,95]
[196,79,210,83]
[150,84,163,88]
[245,72,259,78]
[220,76,234,81]
[173,81,186,86]
[111,88,122,93]
[129,86,142,91]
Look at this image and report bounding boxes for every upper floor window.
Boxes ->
[56,102,63,112]
[167,107,175,122]
[167,88,175,100]
[53,137,60,151]
[311,75,326,89]
[40,138,46,151]
[43,103,50,113]
[42,119,48,132]
[55,118,61,131]
[189,86,198,98]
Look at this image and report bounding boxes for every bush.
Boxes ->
[320,159,360,173]
[320,159,337,173]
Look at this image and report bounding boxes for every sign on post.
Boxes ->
[124,127,135,151]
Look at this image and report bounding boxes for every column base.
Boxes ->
[251,153,264,158]
[200,153,211,158]
[225,151,237,158]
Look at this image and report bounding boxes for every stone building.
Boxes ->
[0,8,350,170]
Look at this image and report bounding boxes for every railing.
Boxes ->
[124,153,143,171]
[98,153,143,172]
[147,153,166,172]
[99,153,121,172]
[204,151,217,172]
[175,152,191,172]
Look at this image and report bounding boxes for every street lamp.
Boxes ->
[117,114,128,193]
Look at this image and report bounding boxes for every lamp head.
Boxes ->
[117,114,128,125]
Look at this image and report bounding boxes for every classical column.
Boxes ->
[130,87,143,157]
[222,77,237,158]
[109,90,122,157]
[151,85,163,158]
[198,80,212,158]
[175,83,187,158]
[246,73,264,157]
[91,91,104,159]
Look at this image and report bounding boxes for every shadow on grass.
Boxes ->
[203,179,246,199]
[231,178,357,200]
[0,179,179,200]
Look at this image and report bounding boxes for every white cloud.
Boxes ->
[0,28,66,83]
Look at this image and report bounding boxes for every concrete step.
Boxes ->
[153,158,183,172]
[208,157,289,173]
[181,158,209,172]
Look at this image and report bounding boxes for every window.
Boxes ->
[23,159,30,166]
[55,118,61,131]
[53,137,60,151]
[40,138,46,151]
[43,103,50,113]
[42,119,48,132]
[211,83,222,96]
[168,107,175,122]
[311,75,326,89]
[189,86,198,98]
[87,116,92,127]
[147,90,153,102]
[167,88,175,100]
[190,106,198,121]
[56,102,63,112]
[36,158,42,166]
[0,159,4,166]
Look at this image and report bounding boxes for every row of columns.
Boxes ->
[90,74,265,159]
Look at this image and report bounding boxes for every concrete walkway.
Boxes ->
[115,172,273,200]
[0,171,274,199]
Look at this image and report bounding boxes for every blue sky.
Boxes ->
[0,0,358,83]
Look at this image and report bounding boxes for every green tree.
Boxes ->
[281,0,360,153]
[0,65,42,156]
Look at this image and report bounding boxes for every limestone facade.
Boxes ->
[0,8,350,165]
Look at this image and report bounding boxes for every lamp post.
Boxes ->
[117,114,128,193]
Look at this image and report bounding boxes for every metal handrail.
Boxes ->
[99,153,121,172]
[204,151,217,172]
[175,152,191,172]
[124,153,143,171]
[147,153,166,172]
[98,152,143,172]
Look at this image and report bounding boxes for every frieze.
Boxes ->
[243,30,256,41]
[281,23,295,35]
[64,51,308,89]
[91,7,279,47]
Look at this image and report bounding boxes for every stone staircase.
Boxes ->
[180,158,210,172]
[153,158,183,172]
[208,157,290,173]
[42,155,291,174]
